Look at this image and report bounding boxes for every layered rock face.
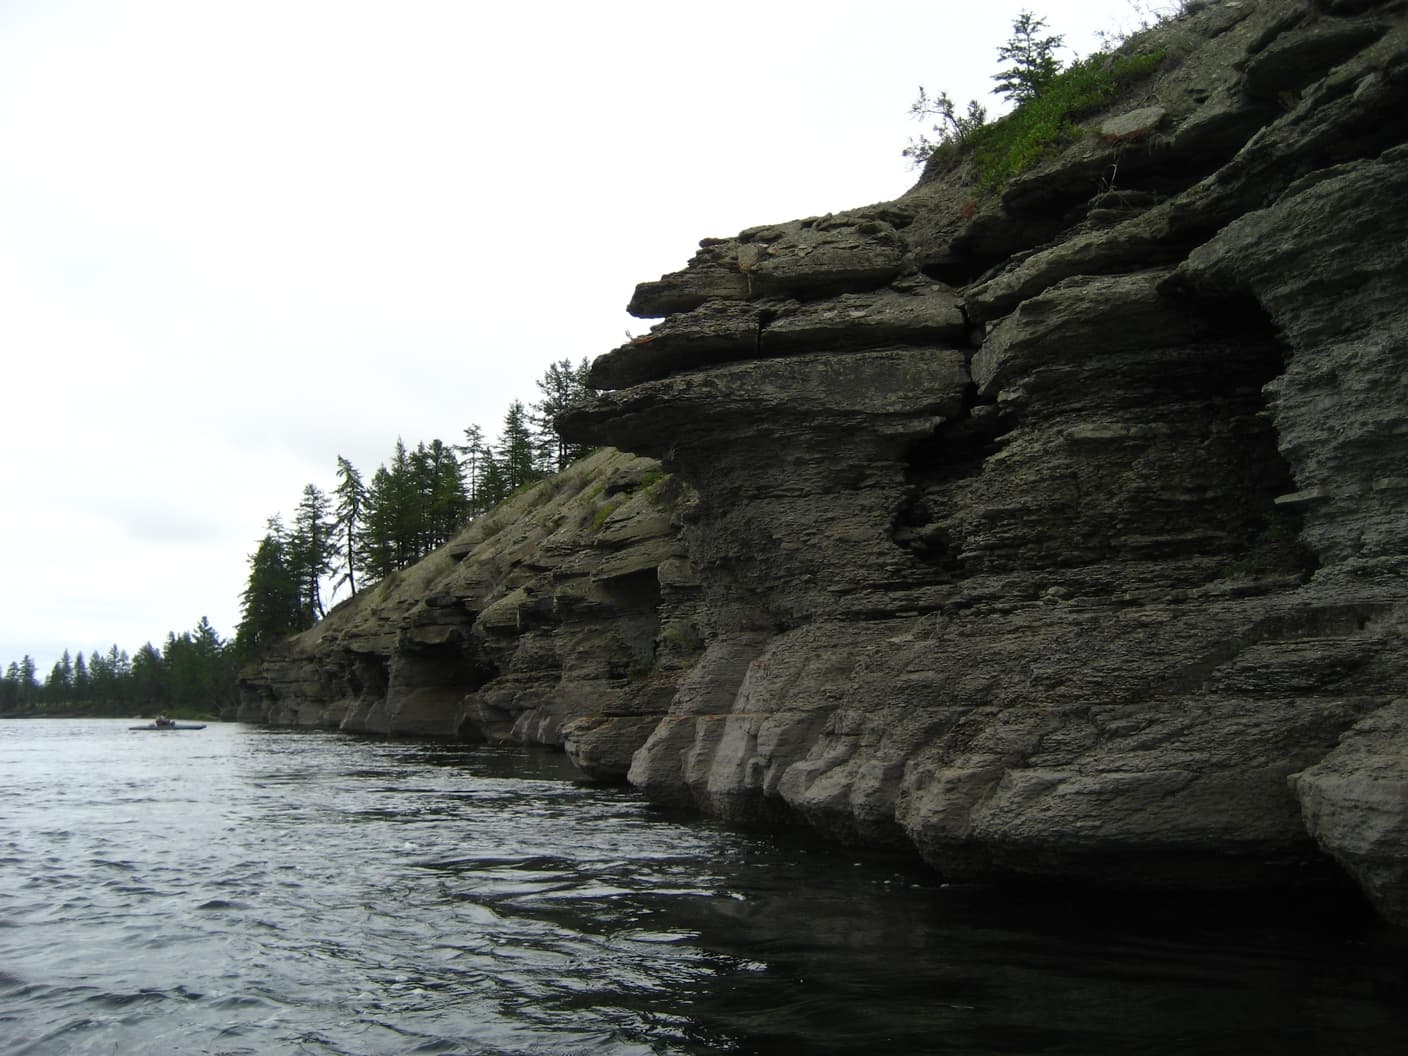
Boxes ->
[237,450,705,781]
[558,0,1408,922]
[243,0,1408,926]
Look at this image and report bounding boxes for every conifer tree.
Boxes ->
[46,650,74,698]
[498,400,541,492]
[409,442,436,555]
[19,656,37,706]
[359,465,399,582]
[73,651,90,701]
[130,642,165,706]
[458,424,489,517]
[477,454,509,511]
[190,616,235,713]
[531,357,594,472]
[333,455,366,600]
[289,483,335,624]
[88,649,110,703]
[420,438,466,548]
[235,517,303,655]
[162,619,229,711]
[388,439,418,570]
[1,662,18,712]
[992,11,1064,103]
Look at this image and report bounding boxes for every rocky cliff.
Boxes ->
[237,450,704,779]
[241,0,1408,926]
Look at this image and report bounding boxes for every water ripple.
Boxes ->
[2,720,1406,1055]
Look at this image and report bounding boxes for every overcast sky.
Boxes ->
[1,0,1163,675]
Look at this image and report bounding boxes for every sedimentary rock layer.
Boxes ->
[237,450,703,781]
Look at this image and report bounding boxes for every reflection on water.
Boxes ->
[0,720,1404,1055]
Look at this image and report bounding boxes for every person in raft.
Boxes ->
[154,714,174,727]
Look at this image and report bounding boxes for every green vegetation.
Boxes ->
[587,466,675,533]
[969,49,1165,192]
[636,468,668,493]
[235,358,596,654]
[905,10,1167,193]
[1,620,237,718]
[590,499,625,533]
[903,89,988,165]
[905,10,1064,167]
[992,11,1066,104]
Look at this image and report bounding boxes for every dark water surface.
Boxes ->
[1,719,1404,1055]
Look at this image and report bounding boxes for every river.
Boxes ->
[1,719,1404,1055]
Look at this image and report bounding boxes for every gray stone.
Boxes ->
[627,238,750,318]
[762,282,967,352]
[590,300,766,391]
[1242,19,1389,100]
[1098,106,1168,140]
[1292,700,1408,927]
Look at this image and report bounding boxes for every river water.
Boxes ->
[1,719,1404,1055]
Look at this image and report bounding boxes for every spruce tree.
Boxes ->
[358,466,399,582]
[19,656,37,707]
[421,438,466,548]
[333,455,366,599]
[289,483,334,624]
[1,662,18,712]
[73,651,90,702]
[531,357,594,472]
[992,11,1064,103]
[477,454,509,511]
[46,650,74,700]
[235,517,303,655]
[161,619,228,712]
[498,400,541,492]
[130,642,165,708]
[389,439,418,570]
[409,442,436,555]
[88,649,110,704]
[457,424,488,517]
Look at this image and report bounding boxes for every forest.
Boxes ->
[0,358,592,718]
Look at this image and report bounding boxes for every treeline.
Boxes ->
[234,358,594,654]
[1,358,595,717]
[0,617,238,717]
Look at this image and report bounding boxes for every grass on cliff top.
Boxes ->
[940,48,1165,194]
